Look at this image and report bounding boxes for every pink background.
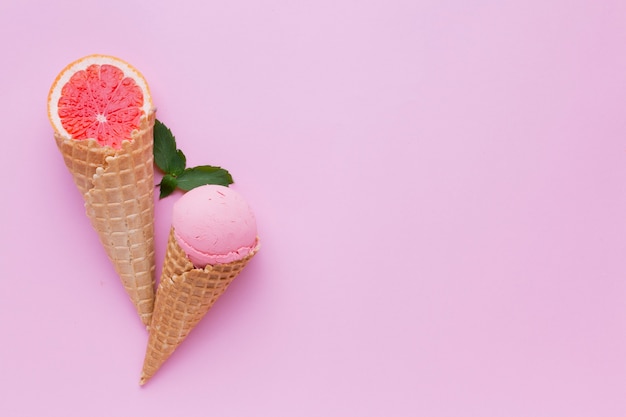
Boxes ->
[1,0,625,415]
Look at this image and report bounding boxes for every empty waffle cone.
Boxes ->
[54,111,157,327]
[140,228,259,385]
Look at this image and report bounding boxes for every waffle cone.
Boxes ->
[54,111,157,327]
[140,228,259,385]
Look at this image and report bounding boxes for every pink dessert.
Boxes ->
[172,185,258,267]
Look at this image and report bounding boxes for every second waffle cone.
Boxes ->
[140,228,259,385]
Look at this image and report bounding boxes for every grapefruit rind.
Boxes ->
[47,54,153,144]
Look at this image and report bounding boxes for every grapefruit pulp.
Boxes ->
[48,54,152,149]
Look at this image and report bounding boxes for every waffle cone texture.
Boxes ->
[140,228,259,385]
[54,111,157,327]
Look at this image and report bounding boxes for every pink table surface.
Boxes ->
[1,0,625,416]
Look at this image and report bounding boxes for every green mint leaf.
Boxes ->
[176,166,234,191]
[158,174,178,199]
[153,120,176,170]
[153,121,237,199]
[170,150,186,175]
[153,119,186,175]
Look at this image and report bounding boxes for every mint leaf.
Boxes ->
[154,120,186,175]
[153,120,175,170]
[153,120,236,199]
[170,150,186,175]
[159,174,178,199]
[177,166,234,191]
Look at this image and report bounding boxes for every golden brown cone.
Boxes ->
[140,228,259,385]
[54,111,157,327]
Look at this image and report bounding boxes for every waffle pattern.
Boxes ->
[54,134,117,196]
[54,112,157,327]
[140,228,259,385]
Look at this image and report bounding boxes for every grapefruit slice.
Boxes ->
[48,54,152,149]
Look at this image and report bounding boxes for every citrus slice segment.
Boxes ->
[48,54,152,149]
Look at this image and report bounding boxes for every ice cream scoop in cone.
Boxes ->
[140,229,259,385]
[48,55,157,327]
[140,185,259,385]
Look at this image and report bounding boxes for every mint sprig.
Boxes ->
[153,119,234,198]
[154,121,186,175]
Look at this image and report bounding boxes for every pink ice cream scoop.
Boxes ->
[172,185,258,267]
